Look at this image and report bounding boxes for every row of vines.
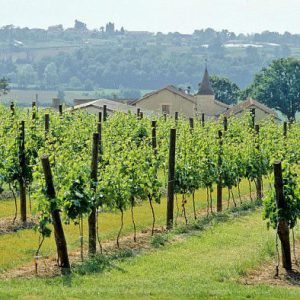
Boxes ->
[0,103,300,274]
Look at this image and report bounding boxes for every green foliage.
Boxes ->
[151,233,170,248]
[247,57,300,120]
[263,162,300,229]
[210,75,240,105]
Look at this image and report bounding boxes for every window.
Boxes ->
[162,105,170,115]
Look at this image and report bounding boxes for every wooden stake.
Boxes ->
[274,161,292,270]
[152,121,157,156]
[88,133,99,255]
[255,125,263,200]
[103,105,107,121]
[283,121,287,138]
[19,121,27,223]
[59,104,63,116]
[166,129,176,229]
[41,155,71,274]
[45,114,50,136]
[217,130,223,212]
[223,116,228,132]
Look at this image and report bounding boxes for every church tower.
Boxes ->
[194,66,228,117]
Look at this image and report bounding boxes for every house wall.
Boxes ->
[230,106,276,123]
[136,89,195,117]
[194,95,227,117]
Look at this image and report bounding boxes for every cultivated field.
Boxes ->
[0,105,300,299]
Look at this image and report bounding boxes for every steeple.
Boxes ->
[197,65,214,96]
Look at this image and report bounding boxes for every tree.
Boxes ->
[105,22,115,34]
[17,64,37,88]
[44,62,59,89]
[0,77,9,96]
[245,46,260,63]
[247,58,300,121]
[210,75,240,105]
[74,20,87,31]
[69,76,82,89]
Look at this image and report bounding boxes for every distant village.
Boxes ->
[62,66,278,122]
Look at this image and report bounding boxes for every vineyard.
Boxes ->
[0,103,300,298]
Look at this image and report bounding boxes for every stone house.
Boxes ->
[131,67,230,118]
[224,98,280,122]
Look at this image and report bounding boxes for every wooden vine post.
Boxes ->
[32,101,37,120]
[152,121,157,156]
[166,128,176,229]
[97,122,103,158]
[41,155,71,274]
[223,116,228,132]
[59,104,63,116]
[10,102,15,115]
[201,113,205,127]
[175,112,179,126]
[103,105,107,121]
[19,121,27,223]
[88,133,100,255]
[137,108,140,118]
[98,111,102,123]
[283,121,287,138]
[217,130,223,212]
[250,108,255,128]
[273,161,292,270]
[140,112,144,119]
[255,125,263,200]
[189,118,194,132]
[45,114,50,136]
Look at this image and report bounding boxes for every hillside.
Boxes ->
[1,24,300,93]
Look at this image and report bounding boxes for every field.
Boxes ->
[0,105,300,299]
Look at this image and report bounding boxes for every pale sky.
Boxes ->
[0,0,299,34]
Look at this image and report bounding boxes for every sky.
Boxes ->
[0,0,299,34]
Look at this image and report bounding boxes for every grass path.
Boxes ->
[0,180,255,271]
[1,211,300,299]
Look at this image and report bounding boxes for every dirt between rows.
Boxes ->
[241,241,300,287]
[0,217,36,235]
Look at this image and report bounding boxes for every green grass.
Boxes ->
[1,210,300,299]
[0,180,255,271]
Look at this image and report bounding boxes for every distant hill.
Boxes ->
[0,22,300,92]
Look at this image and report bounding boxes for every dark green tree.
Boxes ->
[210,75,240,105]
[247,58,300,121]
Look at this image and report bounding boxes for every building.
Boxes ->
[131,85,196,116]
[194,67,230,117]
[69,99,154,116]
[68,67,278,122]
[131,67,230,118]
[224,98,280,122]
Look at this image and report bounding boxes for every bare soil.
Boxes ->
[241,240,300,286]
[0,217,36,235]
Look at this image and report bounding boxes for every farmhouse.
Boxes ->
[224,98,279,122]
[68,67,278,121]
[131,67,230,118]
[131,85,196,116]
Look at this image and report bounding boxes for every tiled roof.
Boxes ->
[197,67,214,95]
[131,85,195,105]
[224,98,279,118]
